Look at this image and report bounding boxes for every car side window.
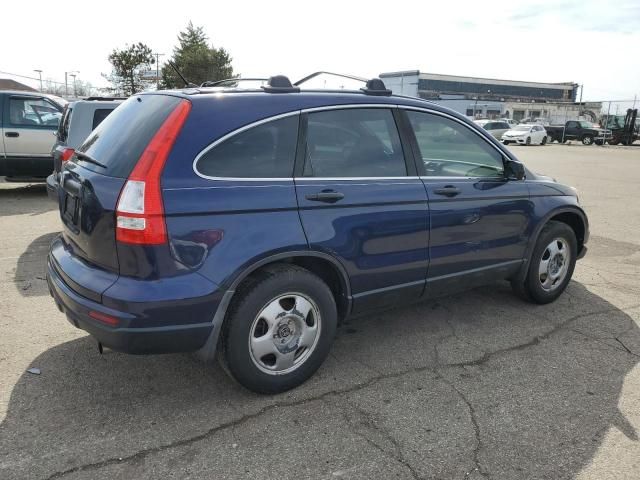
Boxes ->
[406,110,504,178]
[567,121,577,129]
[9,97,61,127]
[195,115,299,178]
[303,108,406,178]
[92,109,113,130]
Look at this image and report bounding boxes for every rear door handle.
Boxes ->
[5,132,19,138]
[305,191,345,203]
[433,186,461,197]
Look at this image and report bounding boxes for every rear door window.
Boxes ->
[8,96,61,127]
[195,115,299,179]
[91,108,113,130]
[303,108,406,178]
[76,95,183,178]
[406,110,504,178]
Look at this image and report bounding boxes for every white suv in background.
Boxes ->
[0,91,66,179]
[47,97,123,200]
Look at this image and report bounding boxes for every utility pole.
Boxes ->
[579,84,583,103]
[33,69,43,91]
[153,52,165,90]
[70,73,77,97]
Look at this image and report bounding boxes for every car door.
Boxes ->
[294,106,429,313]
[565,121,579,140]
[0,93,6,170]
[402,108,532,298]
[3,95,61,175]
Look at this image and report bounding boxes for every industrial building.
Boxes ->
[379,70,599,123]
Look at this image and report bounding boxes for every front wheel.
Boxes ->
[220,264,337,394]
[541,136,547,145]
[582,135,594,145]
[526,137,531,145]
[511,221,577,304]
[503,140,511,145]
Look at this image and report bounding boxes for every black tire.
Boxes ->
[526,137,531,145]
[581,135,594,145]
[220,264,337,394]
[541,136,547,145]
[511,221,577,304]
[503,140,510,145]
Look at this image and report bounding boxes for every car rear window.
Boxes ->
[75,94,183,178]
[91,108,113,130]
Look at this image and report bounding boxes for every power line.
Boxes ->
[0,70,67,86]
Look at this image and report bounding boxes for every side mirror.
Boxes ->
[505,159,525,180]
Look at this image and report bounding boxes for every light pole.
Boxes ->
[65,70,79,97]
[33,69,43,91]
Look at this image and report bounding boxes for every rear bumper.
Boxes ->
[47,253,223,355]
[46,173,59,202]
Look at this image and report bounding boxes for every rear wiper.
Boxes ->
[75,152,107,169]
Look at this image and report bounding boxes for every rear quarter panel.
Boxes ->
[163,180,308,289]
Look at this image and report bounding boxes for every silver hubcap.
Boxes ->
[538,238,570,291]
[249,293,321,375]
[583,137,591,145]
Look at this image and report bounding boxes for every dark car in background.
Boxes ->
[47,76,589,393]
[546,120,605,145]
[47,98,123,200]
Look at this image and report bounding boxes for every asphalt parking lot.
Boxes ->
[1,143,639,480]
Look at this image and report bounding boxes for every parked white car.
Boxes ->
[502,124,548,145]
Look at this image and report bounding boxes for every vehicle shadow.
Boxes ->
[0,182,56,217]
[0,282,637,479]
[14,232,59,297]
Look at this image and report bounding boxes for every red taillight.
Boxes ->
[116,99,191,245]
[89,310,120,327]
[58,147,75,162]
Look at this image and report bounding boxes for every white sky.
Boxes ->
[1,0,639,101]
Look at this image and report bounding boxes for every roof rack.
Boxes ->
[200,77,268,88]
[196,72,393,96]
[261,75,300,93]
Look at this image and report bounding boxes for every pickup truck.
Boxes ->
[0,90,66,179]
[545,120,605,145]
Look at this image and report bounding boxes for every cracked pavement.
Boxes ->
[1,144,639,479]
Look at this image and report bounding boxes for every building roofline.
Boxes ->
[380,70,577,89]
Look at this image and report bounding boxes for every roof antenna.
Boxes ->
[167,61,198,88]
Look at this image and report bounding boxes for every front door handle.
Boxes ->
[433,186,461,197]
[5,132,19,138]
[305,191,345,203]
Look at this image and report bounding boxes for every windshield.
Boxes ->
[579,121,594,128]
[514,125,531,131]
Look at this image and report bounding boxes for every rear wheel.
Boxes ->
[220,264,337,394]
[511,221,577,304]
[581,135,594,145]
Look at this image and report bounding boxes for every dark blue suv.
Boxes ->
[47,76,588,393]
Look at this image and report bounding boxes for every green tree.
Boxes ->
[104,42,155,96]
[162,22,234,88]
